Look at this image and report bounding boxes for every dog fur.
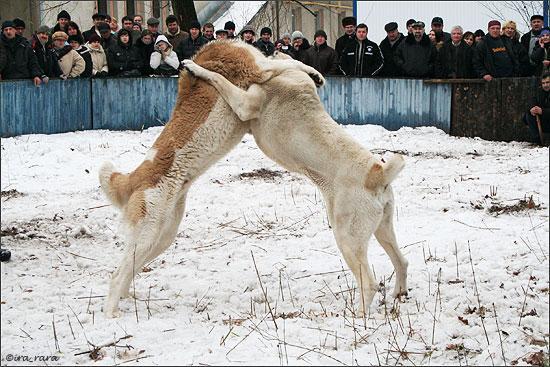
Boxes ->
[99,39,407,318]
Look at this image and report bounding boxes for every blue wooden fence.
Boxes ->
[0,76,451,138]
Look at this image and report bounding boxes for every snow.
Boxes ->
[1,125,549,366]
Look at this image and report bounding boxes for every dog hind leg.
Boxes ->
[374,193,408,299]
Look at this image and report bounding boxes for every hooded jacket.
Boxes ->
[150,35,179,74]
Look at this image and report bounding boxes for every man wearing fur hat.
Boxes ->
[472,20,518,81]
[303,29,338,75]
[175,20,207,61]
[1,20,45,84]
[51,31,85,78]
[335,16,356,59]
[340,23,384,77]
[254,27,275,56]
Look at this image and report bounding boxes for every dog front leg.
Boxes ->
[182,59,266,121]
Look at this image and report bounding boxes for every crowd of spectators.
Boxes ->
[0,10,549,144]
[2,10,550,82]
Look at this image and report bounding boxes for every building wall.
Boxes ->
[247,1,353,48]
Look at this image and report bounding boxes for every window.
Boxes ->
[291,7,301,31]
[314,9,324,31]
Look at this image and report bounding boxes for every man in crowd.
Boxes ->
[175,20,207,61]
[379,21,405,77]
[521,14,544,75]
[224,21,236,39]
[134,15,144,27]
[406,18,415,35]
[303,29,338,75]
[215,29,228,40]
[83,13,107,42]
[430,17,450,43]
[98,22,117,51]
[254,27,275,56]
[437,25,474,78]
[122,15,141,44]
[53,10,71,33]
[147,17,161,41]
[202,22,215,42]
[472,20,518,81]
[31,25,63,78]
[524,72,550,145]
[394,21,437,78]
[340,23,384,77]
[13,18,26,38]
[0,20,45,85]
[289,30,310,62]
[335,16,356,59]
[164,14,188,50]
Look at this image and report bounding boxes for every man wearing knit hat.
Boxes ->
[254,27,275,56]
[53,10,71,33]
[472,20,518,81]
[13,18,26,37]
[1,20,45,85]
[379,21,405,77]
[289,30,310,62]
[224,21,236,39]
[175,20,207,61]
[335,15,356,59]
[302,29,338,75]
[340,23,384,77]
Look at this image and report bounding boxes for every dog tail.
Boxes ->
[98,161,133,209]
[365,154,405,190]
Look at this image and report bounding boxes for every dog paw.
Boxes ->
[104,308,121,318]
[309,72,325,88]
[392,288,408,300]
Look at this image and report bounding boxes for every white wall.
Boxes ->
[356,1,543,45]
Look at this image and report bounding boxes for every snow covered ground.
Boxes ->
[1,125,548,366]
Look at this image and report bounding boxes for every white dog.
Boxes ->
[99,40,407,318]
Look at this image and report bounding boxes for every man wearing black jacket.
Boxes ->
[379,22,405,77]
[437,25,474,78]
[254,27,275,56]
[335,16,356,60]
[472,20,518,81]
[524,73,550,144]
[82,13,107,43]
[303,30,338,75]
[394,21,437,78]
[340,23,384,77]
[521,14,544,75]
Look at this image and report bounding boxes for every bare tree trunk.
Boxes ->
[171,0,198,32]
